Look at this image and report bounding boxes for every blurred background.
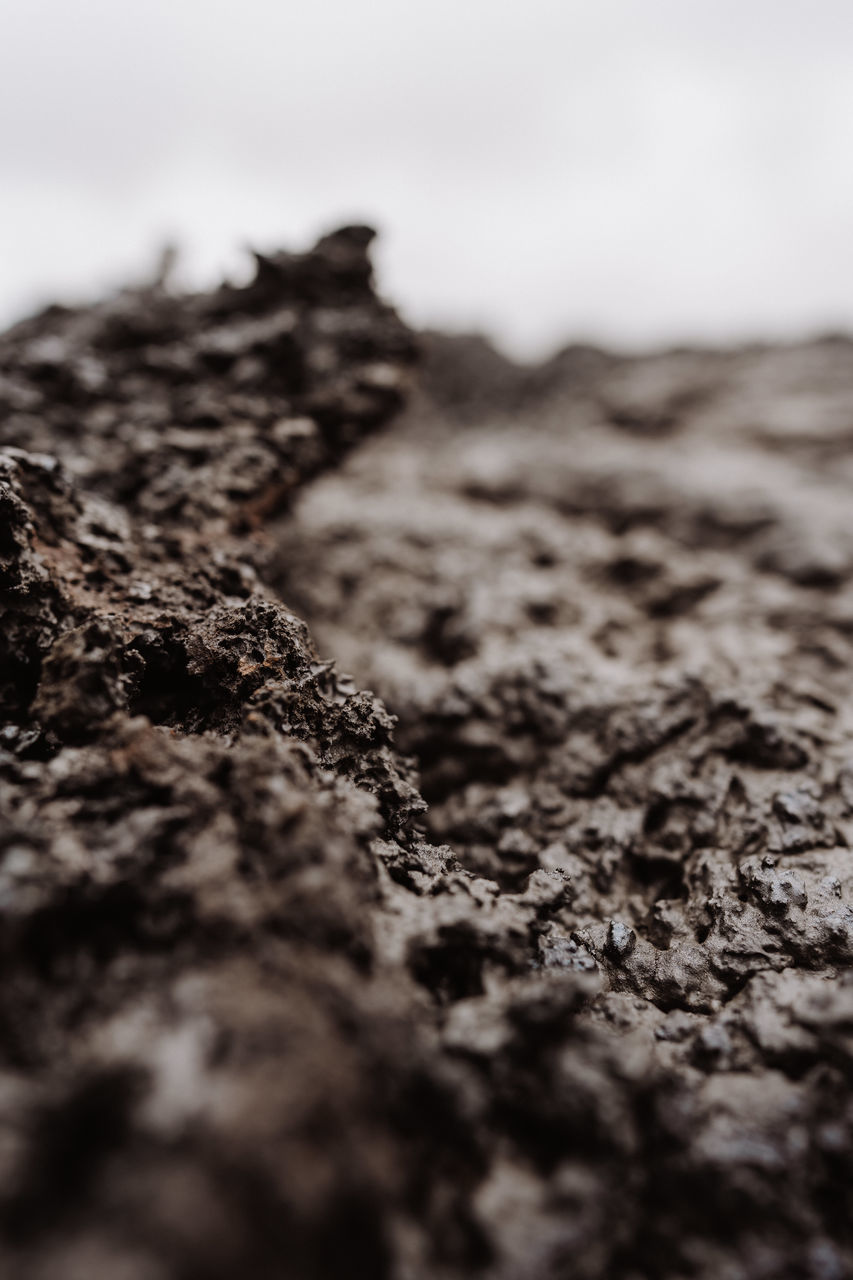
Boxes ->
[3,0,853,358]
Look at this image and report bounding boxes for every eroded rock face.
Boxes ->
[2,242,853,1280]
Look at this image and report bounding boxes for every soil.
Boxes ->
[2,234,853,1279]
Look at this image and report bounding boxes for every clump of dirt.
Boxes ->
[2,238,853,1279]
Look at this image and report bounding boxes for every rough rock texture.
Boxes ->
[2,242,853,1280]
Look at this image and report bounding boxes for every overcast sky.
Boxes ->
[3,0,853,356]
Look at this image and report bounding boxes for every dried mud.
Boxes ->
[2,235,853,1279]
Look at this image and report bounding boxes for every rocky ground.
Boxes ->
[1,233,853,1279]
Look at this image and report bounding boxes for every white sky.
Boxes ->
[3,0,853,356]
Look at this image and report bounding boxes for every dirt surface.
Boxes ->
[2,239,853,1279]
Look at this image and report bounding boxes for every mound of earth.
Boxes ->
[1,236,853,1279]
